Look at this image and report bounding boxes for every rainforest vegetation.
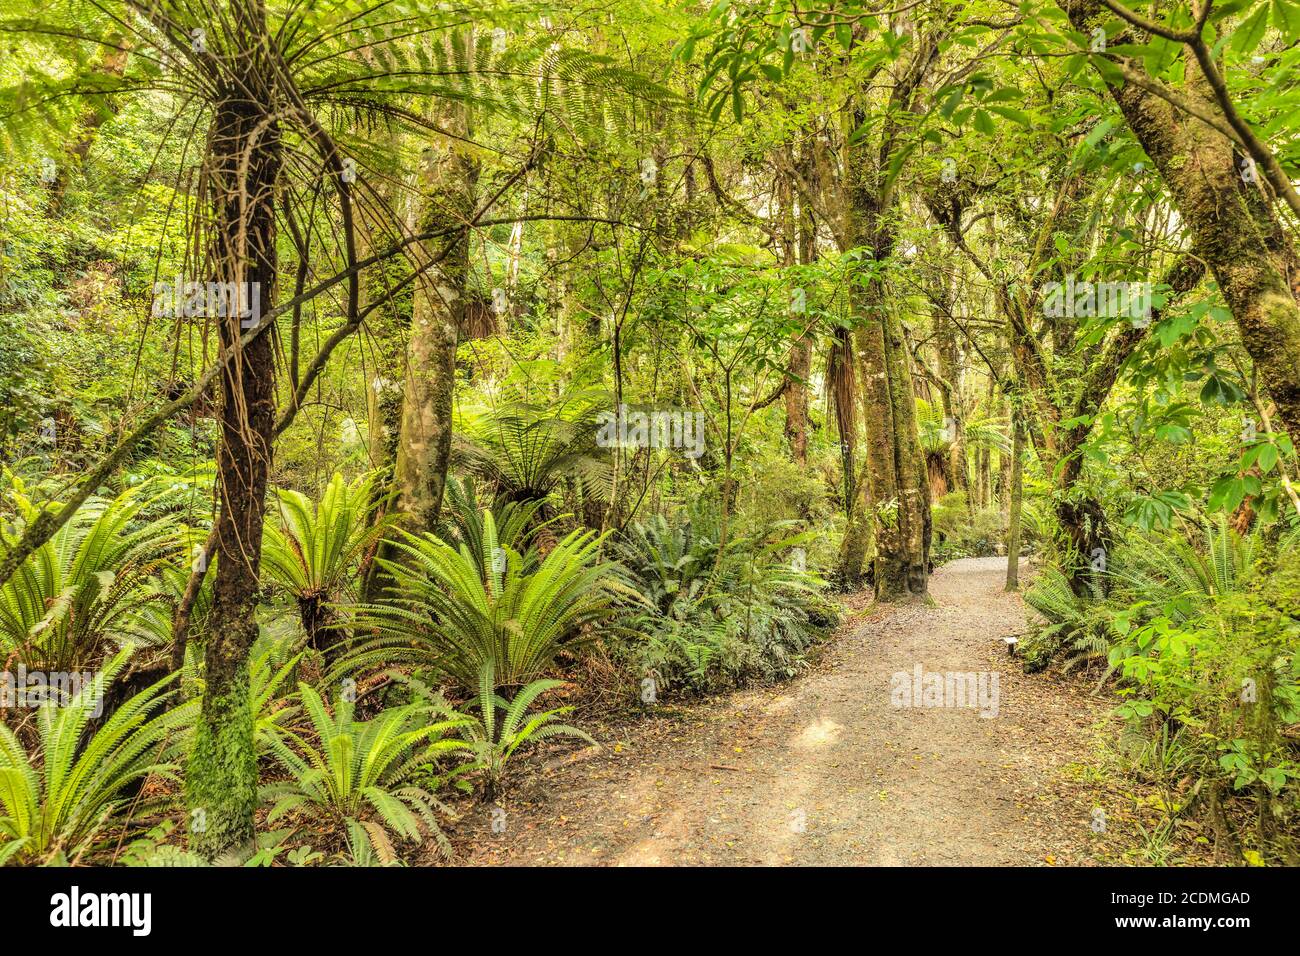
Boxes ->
[0,0,1298,868]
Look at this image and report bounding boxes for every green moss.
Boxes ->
[185,662,258,861]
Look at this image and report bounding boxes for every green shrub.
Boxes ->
[612,504,837,696]
[931,495,1007,563]
[262,471,393,651]
[1105,549,1300,861]
[0,646,196,866]
[261,683,471,863]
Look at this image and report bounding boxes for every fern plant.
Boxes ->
[0,482,178,672]
[1110,517,1259,617]
[261,683,471,863]
[348,511,625,692]
[1025,519,1265,675]
[0,645,197,866]
[460,662,594,799]
[608,504,739,614]
[612,506,834,694]
[261,472,393,652]
[433,476,551,578]
[454,382,612,506]
[1021,565,1111,673]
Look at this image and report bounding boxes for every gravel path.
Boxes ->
[454,557,1110,866]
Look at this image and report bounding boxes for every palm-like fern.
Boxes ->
[914,398,1010,456]
[612,506,833,694]
[0,482,178,672]
[261,683,471,863]
[1022,518,1259,674]
[461,661,594,799]
[261,472,393,651]
[348,511,625,692]
[454,383,612,506]
[434,476,551,578]
[0,645,197,866]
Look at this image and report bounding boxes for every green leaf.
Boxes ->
[1208,475,1245,511]
[1231,3,1271,52]
[1271,0,1300,41]
[938,85,964,119]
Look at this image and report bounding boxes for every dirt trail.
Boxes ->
[456,557,1110,866]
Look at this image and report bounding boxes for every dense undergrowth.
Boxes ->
[0,462,843,865]
[4,0,1300,872]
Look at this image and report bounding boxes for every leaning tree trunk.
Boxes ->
[1062,0,1300,444]
[185,25,282,860]
[393,101,479,533]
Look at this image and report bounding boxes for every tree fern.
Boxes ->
[262,471,393,651]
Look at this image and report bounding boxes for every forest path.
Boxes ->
[454,557,1109,866]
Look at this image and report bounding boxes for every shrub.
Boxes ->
[1105,549,1300,861]
[261,683,471,863]
[612,505,836,696]
[461,662,593,798]
[931,495,1007,563]
[0,645,196,865]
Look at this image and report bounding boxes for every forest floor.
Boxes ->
[447,557,1130,866]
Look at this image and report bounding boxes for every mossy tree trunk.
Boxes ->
[845,137,931,599]
[835,32,941,601]
[1005,414,1025,591]
[186,2,282,861]
[1062,0,1300,444]
[782,138,817,467]
[393,97,479,533]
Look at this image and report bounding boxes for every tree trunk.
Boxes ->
[932,304,968,493]
[823,27,943,597]
[851,304,929,598]
[1005,416,1025,591]
[48,36,131,215]
[1062,0,1300,443]
[185,10,281,860]
[783,139,817,466]
[831,327,872,587]
[362,186,414,472]
[393,101,479,533]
